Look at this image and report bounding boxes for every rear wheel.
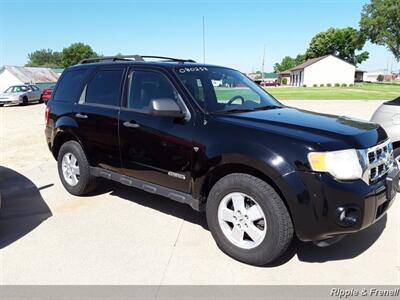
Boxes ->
[206,173,293,266]
[57,141,97,195]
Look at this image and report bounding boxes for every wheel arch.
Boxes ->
[199,161,292,214]
[52,129,86,161]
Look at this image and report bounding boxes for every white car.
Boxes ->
[371,97,400,163]
[0,85,42,106]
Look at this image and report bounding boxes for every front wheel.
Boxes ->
[21,96,28,105]
[206,173,293,266]
[57,141,97,195]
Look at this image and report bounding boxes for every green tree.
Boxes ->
[360,0,400,61]
[61,43,97,67]
[273,54,306,73]
[25,49,61,67]
[305,27,369,65]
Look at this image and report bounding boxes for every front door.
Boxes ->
[119,68,193,193]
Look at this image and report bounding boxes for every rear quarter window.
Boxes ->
[52,69,88,103]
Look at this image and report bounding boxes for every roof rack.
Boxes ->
[79,55,196,65]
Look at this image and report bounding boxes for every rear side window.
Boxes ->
[85,69,123,106]
[53,69,87,102]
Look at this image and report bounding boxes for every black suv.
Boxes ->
[45,55,400,265]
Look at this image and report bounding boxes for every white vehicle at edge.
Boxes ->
[371,97,400,163]
[0,85,42,106]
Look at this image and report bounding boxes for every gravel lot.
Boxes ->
[0,100,399,285]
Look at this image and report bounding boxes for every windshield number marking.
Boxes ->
[179,67,208,73]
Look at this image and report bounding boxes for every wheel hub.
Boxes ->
[61,152,80,186]
[217,192,267,249]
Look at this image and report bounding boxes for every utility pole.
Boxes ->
[202,16,206,64]
[261,45,265,81]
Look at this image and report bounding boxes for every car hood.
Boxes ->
[215,107,388,150]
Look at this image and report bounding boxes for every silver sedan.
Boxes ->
[371,97,400,162]
[0,85,42,106]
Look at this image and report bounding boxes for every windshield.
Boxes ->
[175,67,281,113]
[5,86,28,93]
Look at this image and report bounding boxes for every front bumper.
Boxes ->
[0,98,21,105]
[282,164,399,242]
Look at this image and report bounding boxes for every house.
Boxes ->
[0,65,60,91]
[355,69,367,82]
[247,72,277,85]
[364,70,397,82]
[277,70,291,85]
[278,55,355,86]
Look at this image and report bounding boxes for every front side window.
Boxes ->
[86,69,124,106]
[127,70,181,112]
[13,86,28,93]
[175,67,281,113]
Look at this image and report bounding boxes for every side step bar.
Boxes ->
[90,167,204,211]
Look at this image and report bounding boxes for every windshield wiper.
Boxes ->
[212,108,255,114]
[252,105,282,111]
[212,105,282,114]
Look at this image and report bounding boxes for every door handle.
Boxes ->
[75,113,88,119]
[123,121,140,128]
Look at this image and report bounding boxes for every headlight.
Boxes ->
[308,149,363,180]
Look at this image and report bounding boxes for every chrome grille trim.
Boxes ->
[358,139,395,185]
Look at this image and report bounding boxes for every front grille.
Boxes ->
[366,140,393,183]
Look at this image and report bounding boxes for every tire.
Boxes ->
[57,140,97,196]
[0,104,4,107]
[21,96,28,105]
[206,173,293,266]
[394,147,400,164]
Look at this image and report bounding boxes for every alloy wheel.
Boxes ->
[217,192,267,249]
[61,152,80,186]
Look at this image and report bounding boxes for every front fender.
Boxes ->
[191,141,297,199]
[384,125,400,144]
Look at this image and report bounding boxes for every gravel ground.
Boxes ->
[0,100,399,285]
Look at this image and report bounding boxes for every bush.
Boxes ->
[341,83,347,87]
[313,84,318,87]
[334,83,340,87]
[282,77,288,85]
[349,83,354,87]
[320,84,325,87]
[377,74,384,82]
[327,83,332,87]
[302,84,307,88]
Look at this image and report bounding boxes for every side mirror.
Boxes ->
[150,98,185,119]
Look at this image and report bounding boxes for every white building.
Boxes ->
[0,65,60,92]
[280,55,355,87]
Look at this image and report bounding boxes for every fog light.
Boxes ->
[335,206,361,227]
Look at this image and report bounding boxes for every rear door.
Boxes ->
[72,65,125,172]
[119,67,194,193]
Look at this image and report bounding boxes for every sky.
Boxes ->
[0,0,398,73]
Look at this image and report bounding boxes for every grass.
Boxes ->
[263,83,400,100]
